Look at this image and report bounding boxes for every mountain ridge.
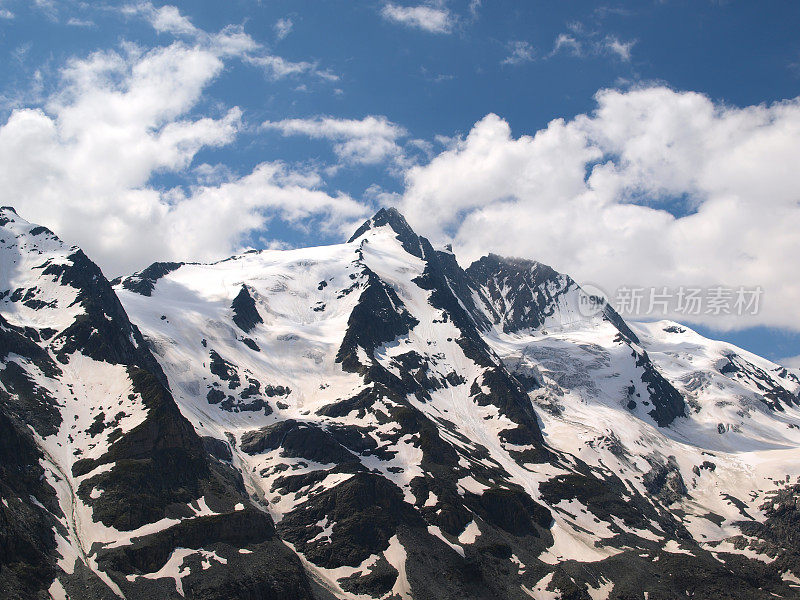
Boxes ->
[2,205,800,599]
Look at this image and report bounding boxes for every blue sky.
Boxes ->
[1,1,799,363]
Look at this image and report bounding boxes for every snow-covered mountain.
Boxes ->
[2,205,800,600]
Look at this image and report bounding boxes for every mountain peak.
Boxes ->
[0,205,19,226]
[348,206,423,258]
[348,206,414,240]
[468,253,562,287]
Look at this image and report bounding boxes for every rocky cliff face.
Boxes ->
[3,205,800,599]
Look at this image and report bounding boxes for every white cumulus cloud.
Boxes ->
[397,86,800,332]
[0,8,364,276]
[780,355,800,369]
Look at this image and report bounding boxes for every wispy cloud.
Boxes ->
[381,3,453,34]
[262,115,407,165]
[124,2,337,80]
[245,54,338,81]
[420,66,455,83]
[11,42,31,64]
[504,27,634,67]
[549,24,635,62]
[790,53,800,77]
[593,6,634,19]
[502,41,535,65]
[67,17,94,27]
[274,17,293,41]
[601,35,635,61]
[552,33,582,56]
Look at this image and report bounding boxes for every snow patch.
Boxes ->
[458,520,481,545]
[383,535,412,600]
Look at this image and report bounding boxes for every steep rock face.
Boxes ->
[635,349,687,426]
[466,254,574,333]
[0,207,315,600]
[466,253,687,427]
[335,266,419,373]
[0,395,61,598]
[46,248,169,384]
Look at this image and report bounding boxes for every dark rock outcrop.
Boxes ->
[114,261,183,296]
[231,285,263,333]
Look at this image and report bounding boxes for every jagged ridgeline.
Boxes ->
[1,205,800,600]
